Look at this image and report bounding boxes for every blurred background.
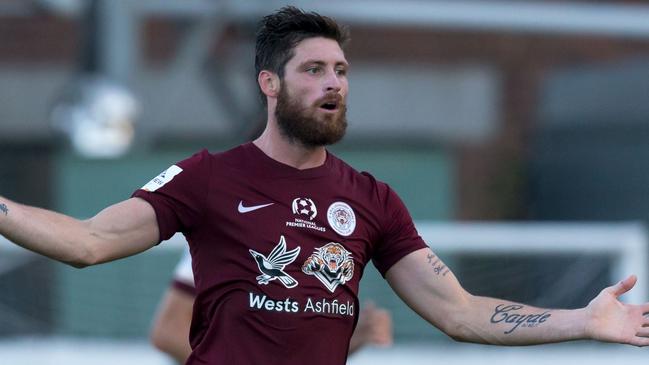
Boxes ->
[1,0,649,363]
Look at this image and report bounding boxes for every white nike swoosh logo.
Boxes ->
[238,201,274,213]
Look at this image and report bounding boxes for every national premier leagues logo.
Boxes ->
[292,198,317,220]
[302,242,354,293]
[286,197,326,232]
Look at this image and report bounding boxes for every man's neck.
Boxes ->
[253,127,327,170]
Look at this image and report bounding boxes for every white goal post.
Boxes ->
[415,221,648,304]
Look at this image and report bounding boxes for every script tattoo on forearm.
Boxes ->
[0,203,8,216]
[490,304,552,334]
[426,252,449,276]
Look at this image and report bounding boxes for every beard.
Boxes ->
[275,86,348,148]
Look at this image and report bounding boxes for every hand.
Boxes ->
[350,301,393,352]
[585,275,649,346]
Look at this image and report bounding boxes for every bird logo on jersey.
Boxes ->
[302,242,354,293]
[249,236,301,289]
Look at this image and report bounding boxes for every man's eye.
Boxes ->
[336,69,347,76]
[306,67,320,74]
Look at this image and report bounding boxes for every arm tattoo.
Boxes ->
[426,252,449,276]
[490,304,552,334]
[0,203,7,216]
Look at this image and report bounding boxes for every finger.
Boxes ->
[374,311,393,345]
[380,325,394,346]
[378,309,392,323]
[369,309,389,326]
[630,336,649,347]
[371,326,392,346]
[636,328,649,338]
[375,335,392,346]
[609,275,637,297]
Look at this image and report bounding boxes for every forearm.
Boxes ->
[448,295,588,345]
[0,196,159,267]
[150,288,194,363]
[387,248,595,347]
[0,197,93,266]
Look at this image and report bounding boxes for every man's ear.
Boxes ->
[258,70,280,98]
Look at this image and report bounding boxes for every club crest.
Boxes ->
[326,201,356,236]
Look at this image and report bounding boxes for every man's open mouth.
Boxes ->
[320,102,338,110]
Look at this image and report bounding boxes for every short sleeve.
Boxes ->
[132,150,211,242]
[372,185,428,276]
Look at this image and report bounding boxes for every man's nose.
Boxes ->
[323,69,343,92]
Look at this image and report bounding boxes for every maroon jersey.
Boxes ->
[133,142,427,365]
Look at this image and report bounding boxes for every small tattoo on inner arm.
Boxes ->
[489,304,552,334]
[426,252,449,276]
[0,203,8,216]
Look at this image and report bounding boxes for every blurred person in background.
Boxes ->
[1,6,649,365]
[150,247,392,363]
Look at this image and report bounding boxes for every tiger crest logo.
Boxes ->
[302,242,354,293]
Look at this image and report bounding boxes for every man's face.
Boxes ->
[275,37,349,147]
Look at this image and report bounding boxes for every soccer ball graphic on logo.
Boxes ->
[292,198,317,220]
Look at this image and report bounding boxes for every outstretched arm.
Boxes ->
[386,247,649,346]
[0,196,159,267]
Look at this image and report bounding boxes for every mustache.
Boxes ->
[314,93,345,107]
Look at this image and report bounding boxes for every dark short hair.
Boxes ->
[255,6,350,103]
